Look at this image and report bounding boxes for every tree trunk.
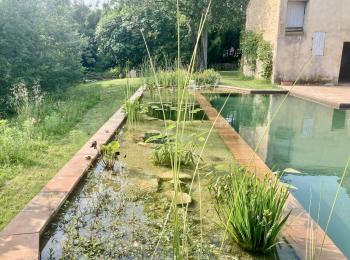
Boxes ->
[196,27,208,70]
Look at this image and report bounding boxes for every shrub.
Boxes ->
[102,67,123,79]
[146,69,220,89]
[194,69,220,86]
[209,167,290,253]
[240,31,273,80]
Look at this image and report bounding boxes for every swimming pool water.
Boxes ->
[208,93,350,257]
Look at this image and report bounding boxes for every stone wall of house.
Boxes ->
[244,0,281,79]
[274,0,350,84]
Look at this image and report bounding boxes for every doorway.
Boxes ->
[338,42,350,83]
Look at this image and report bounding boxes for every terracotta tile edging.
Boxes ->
[194,92,346,260]
[0,86,145,260]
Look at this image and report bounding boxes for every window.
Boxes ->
[286,1,306,32]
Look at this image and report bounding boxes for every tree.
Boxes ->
[96,0,191,69]
[0,0,84,98]
[72,2,102,70]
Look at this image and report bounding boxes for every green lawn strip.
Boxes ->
[0,78,140,230]
[218,71,279,90]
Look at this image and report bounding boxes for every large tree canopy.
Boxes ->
[96,0,248,69]
[0,0,84,97]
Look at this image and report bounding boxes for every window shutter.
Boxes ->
[287,1,305,28]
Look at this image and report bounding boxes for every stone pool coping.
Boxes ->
[214,85,289,94]
[195,92,347,259]
[0,87,145,260]
[282,85,350,109]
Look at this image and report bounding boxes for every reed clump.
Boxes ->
[210,167,290,254]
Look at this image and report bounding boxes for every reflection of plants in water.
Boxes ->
[209,167,290,254]
[100,141,120,170]
[146,101,206,121]
[209,94,270,130]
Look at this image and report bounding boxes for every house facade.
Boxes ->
[245,0,350,84]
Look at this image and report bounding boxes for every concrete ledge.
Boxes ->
[0,87,145,260]
[214,85,288,94]
[282,85,350,109]
[195,92,346,259]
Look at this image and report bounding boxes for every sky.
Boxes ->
[79,0,108,7]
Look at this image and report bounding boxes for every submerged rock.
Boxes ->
[164,191,192,205]
[158,171,192,182]
[144,130,161,140]
[121,177,159,200]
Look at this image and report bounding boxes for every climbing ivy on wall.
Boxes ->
[240,31,273,80]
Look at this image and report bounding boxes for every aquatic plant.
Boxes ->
[209,167,290,253]
[123,99,142,127]
[146,130,198,168]
[100,141,120,170]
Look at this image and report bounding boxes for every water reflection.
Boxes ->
[208,93,350,257]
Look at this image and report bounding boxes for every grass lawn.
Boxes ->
[0,78,140,230]
[219,71,279,89]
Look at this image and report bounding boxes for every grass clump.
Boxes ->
[210,167,290,254]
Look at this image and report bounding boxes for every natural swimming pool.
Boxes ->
[207,93,350,257]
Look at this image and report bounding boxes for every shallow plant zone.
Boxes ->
[39,90,267,259]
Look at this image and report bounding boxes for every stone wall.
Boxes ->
[274,0,350,84]
[244,0,281,79]
[246,0,350,84]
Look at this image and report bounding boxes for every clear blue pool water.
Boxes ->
[207,93,350,257]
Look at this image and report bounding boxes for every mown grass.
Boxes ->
[0,78,140,230]
[219,71,278,89]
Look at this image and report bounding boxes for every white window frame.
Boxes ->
[286,0,307,33]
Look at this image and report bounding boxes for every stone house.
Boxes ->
[245,0,350,84]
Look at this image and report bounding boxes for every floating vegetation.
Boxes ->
[146,102,207,121]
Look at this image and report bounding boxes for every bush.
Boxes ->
[102,67,123,79]
[210,167,290,253]
[194,69,220,86]
[145,69,220,89]
[240,31,273,80]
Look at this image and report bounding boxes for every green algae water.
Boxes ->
[208,93,350,257]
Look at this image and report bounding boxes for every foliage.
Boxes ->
[72,3,102,70]
[145,69,220,89]
[97,0,249,70]
[100,141,120,170]
[123,99,142,127]
[240,31,273,80]
[257,41,273,80]
[147,130,199,168]
[102,67,124,79]
[0,120,47,166]
[1,82,101,166]
[210,168,290,253]
[0,0,84,100]
[0,79,133,230]
[194,69,220,86]
[96,1,188,69]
